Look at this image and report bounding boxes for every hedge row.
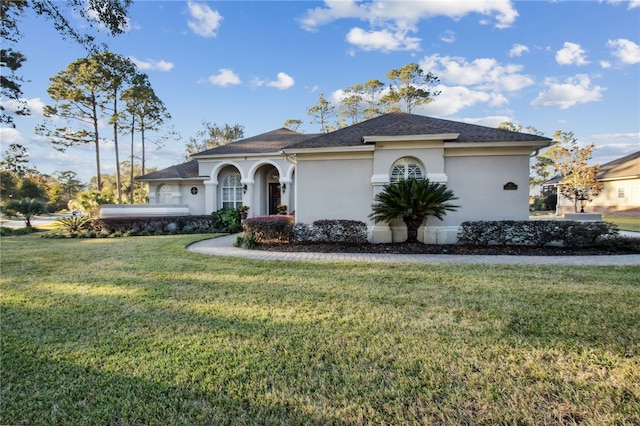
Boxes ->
[93,215,218,236]
[240,217,369,244]
[242,215,295,242]
[457,220,618,248]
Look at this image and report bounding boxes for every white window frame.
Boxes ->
[617,187,626,199]
[390,157,425,182]
[221,173,243,210]
[157,184,172,204]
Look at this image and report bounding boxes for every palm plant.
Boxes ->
[369,178,459,243]
[4,198,47,228]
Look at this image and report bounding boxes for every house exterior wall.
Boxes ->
[444,150,532,224]
[556,177,640,217]
[295,152,373,224]
[144,181,206,214]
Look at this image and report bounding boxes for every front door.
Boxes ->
[268,183,281,215]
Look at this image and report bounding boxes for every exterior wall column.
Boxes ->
[242,179,254,214]
[205,180,217,214]
[369,174,393,243]
[280,178,292,214]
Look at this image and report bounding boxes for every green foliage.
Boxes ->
[310,219,368,244]
[185,122,244,158]
[234,232,258,249]
[1,235,639,424]
[242,215,295,242]
[53,215,93,234]
[458,220,620,248]
[212,208,242,233]
[4,198,47,227]
[381,63,440,113]
[370,178,459,243]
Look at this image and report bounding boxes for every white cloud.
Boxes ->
[607,0,640,9]
[130,56,174,72]
[346,27,420,52]
[460,115,514,128]
[531,74,604,109]
[299,0,518,52]
[607,38,640,64]
[555,42,589,66]
[266,72,295,90]
[0,97,46,117]
[440,30,455,44]
[420,54,533,92]
[0,127,24,146]
[509,43,529,57]
[600,60,612,69]
[187,1,223,38]
[207,69,241,87]
[419,85,495,116]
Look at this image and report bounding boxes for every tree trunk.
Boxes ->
[404,217,424,243]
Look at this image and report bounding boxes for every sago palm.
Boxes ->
[369,178,459,243]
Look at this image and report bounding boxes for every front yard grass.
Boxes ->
[1,234,639,425]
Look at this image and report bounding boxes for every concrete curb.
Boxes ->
[187,234,640,266]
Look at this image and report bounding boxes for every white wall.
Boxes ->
[295,154,373,224]
[444,152,531,224]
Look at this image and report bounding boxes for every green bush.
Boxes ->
[242,215,294,242]
[458,220,619,248]
[311,219,368,243]
[234,232,258,249]
[212,208,241,233]
[54,216,93,234]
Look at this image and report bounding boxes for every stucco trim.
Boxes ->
[285,145,375,155]
[362,133,459,143]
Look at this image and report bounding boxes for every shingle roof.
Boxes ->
[136,159,201,181]
[287,112,551,149]
[597,150,640,179]
[137,114,553,181]
[192,128,317,157]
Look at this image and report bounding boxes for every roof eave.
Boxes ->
[285,145,376,155]
[362,133,460,143]
[444,140,553,149]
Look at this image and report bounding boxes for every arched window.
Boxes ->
[157,184,172,204]
[390,157,425,182]
[221,172,243,209]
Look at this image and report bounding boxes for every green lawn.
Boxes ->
[605,217,640,233]
[1,234,639,425]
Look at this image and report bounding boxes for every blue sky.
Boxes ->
[3,0,639,183]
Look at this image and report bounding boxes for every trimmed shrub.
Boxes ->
[458,220,618,248]
[93,215,217,236]
[243,215,294,242]
[312,220,368,244]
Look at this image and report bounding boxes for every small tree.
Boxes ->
[306,94,335,133]
[184,121,244,158]
[4,198,47,228]
[548,131,603,213]
[381,63,440,113]
[370,178,459,243]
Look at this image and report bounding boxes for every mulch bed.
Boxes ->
[254,241,640,256]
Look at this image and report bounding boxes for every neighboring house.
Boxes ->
[547,150,640,217]
[131,112,552,243]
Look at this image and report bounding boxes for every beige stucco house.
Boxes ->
[550,150,640,217]
[132,113,552,243]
